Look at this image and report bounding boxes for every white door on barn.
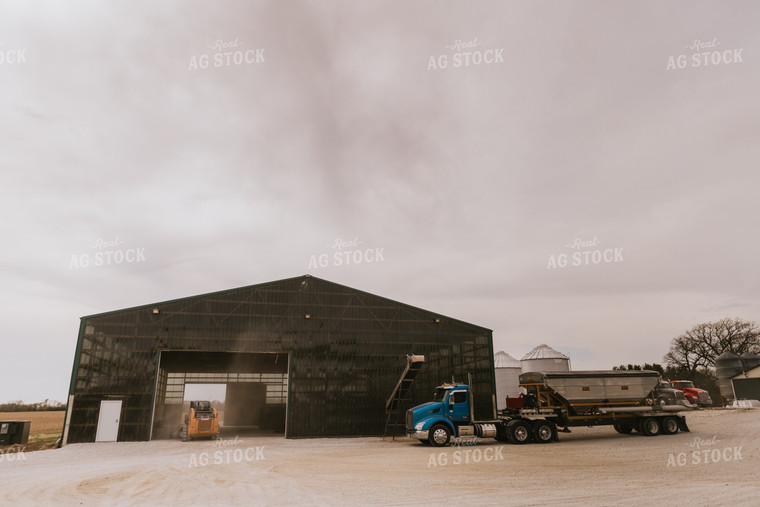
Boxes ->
[95,400,122,442]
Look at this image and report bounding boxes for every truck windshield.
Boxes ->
[433,388,447,402]
[676,381,695,389]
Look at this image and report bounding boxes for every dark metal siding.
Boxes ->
[732,378,760,401]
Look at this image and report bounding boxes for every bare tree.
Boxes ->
[664,317,760,372]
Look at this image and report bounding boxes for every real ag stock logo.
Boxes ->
[69,237,147,269]
[427,444,505,467]
[666,38,743,71]
[666,435,743,468]
[546,237,624,269]
[188,38,265,70]
[188,436,265,467]
[0,446,26,463]
[427,38,504,71]
[0,41,27,65]
[307,237,385,269]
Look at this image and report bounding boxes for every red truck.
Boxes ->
[670,380,712,407]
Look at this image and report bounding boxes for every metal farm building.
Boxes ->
[62,275,494,444]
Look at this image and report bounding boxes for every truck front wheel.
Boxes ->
[641,417,660,436]
[428,424,452,447]
[507,420,532,444]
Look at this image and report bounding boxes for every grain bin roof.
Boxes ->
[521,344,570,361]
[494,351,521,368]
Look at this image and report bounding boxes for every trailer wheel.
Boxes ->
[428,424,452,447]
[532,420,554,443]
[660,416,679,435]
[507,420,532,444]
[641,417,660,436]
[613,424,633,434]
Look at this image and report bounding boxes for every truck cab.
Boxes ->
[653,380,689,407]
[406,384,474,446]
[670,380,712,407]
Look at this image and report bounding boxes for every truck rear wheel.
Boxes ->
[507,420,532,444]
[660,416,679,435]
[613,424,633,434]
[532,420,554,443]
[428,424,452,447]
[641,417,660,436]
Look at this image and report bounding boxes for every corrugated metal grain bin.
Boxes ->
[494,351,522,410]
[520,344,571,373]
[716,351,743,403]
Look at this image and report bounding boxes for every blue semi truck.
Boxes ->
[406,370,692,446]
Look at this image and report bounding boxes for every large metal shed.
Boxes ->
[62,275,494,444]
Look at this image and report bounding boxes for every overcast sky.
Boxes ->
[2,1,759,402]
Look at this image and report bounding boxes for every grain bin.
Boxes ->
[715,351,743,404]
[740,352,760,372]
[520,344,571,373]
[494,351,522,410]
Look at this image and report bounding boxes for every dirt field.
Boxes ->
[0,409,757,506]
[0,411,65,434]
[0,411,64,450]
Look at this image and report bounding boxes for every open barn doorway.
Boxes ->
[150,351,288,439]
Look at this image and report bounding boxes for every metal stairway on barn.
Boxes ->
[383,354,425,439]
